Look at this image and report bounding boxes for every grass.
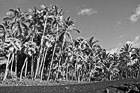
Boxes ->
[0,77,139,93]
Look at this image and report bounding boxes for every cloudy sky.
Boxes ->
[0,0,140,53]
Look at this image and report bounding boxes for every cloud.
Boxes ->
[107,43,122,54]
[116,20,122,26]
[130,4,140,23]
[108,36,140,54]
[107,47,119,54]
[126,36,140,47]
[119,34,127,38]
[77,8,98,16]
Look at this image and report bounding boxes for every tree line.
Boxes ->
[0,5,139,82]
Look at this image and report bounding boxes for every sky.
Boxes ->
[0,0,140,53]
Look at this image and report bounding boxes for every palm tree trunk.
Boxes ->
[24,58,28,78]
[34,53,41,78]
[10,54,14,75]
[31,33,34,79]
[41,48,48,81]
[56,55,61,80]
[34,20,47,79]
[3,53,11,81]
[56,34,66,80]
[31,56,34,80]
[20,57,28,81]
[38,48,47,76]
[75,62,77,81]
[47,24,59,81]
[47,42,57,81]
[78,70,81,83]
[15,54,17,77]
[40,61,45,81]
[66,64,69,81]
[137,67,140,79]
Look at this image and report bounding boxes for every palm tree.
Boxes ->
[3,38,22,80]
[33,6,48,79]
[3,8,29,39]
[129,48,140,78]
[86,36,98,56]
[45,5,64,81]
[40,35,54,80]
[1,7,30,80]
[20,41,37,81]
[55,16,80,80]
[118,43,133,79]
[120,43,132,55]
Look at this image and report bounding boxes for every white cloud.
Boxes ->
[107,43,122,54]
[108,35,140,54]
[107,47,119,54]
[78,8,98,16]
[126,36,140,47]
[116,20,122,26]
[130,4,140,23]
[119,34,127,38]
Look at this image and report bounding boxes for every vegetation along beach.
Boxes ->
[0,0,140,93]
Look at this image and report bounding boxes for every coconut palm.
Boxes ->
[117,43,133,79]
[3,37,22,80]
[55,16,80,80]
[40,35,54,80]
[120,43,132,55]
[1,7,31,80]
[86,36,98,57]
[127,48,140,78]
[3,8,30,40]
[45,5,65,81]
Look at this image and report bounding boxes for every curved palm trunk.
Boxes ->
[3,53,13,80]
[34,20,47,79]
[10,53,15,75]
[41,48,48,81]
[38,48,48,76]
[24,58,28,78]
[20,57,28,81]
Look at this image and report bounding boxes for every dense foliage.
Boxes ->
[0,5,140,83]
